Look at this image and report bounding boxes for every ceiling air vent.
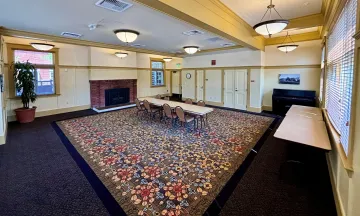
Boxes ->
[183,30,205,36]
[207,37,223,43]
[131,44,146,47]
[221,43,235,47]
[61,32,83,39]
[95,0,133,12]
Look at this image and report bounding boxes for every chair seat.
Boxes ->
[149,108,160,113]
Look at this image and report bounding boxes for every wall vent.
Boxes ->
[183,30,205,36]
[61,32,83,39]
[131,44,146,47]
[95,0,133,12]
[221,43,235,47]
[207,37,223,43]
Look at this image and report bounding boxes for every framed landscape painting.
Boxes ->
[279,74,300,85]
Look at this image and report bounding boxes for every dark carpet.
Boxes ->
[0,109,336,216]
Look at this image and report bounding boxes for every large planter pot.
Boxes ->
[14,107,37,123]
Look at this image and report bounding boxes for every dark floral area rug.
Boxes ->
[55,108,274,216]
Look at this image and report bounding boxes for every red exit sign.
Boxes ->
[211,60,216,65]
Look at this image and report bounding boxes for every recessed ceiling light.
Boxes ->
[163,58,172,62]
[303,2,310,6]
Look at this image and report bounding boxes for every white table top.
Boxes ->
[274,115,331,151]
[286,105,323,121]
[139,97,214,115]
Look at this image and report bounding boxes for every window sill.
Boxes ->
[9,94,61,99]
[150,85,166,88]
[322,109,354,171]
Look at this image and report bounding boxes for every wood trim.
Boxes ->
[247,107,262,113]
[246,68,251,109]
[353,30,360,40]
[262,105,272,111]
[0,27,178,57]
[150,58,166,88]
[7,104,91,122]
[285,13,324,30]
[326,154,346,216]
[323,109,353,171]
[183,66,263,70]
[264,65,321,69]
[6,43,60,98]
[265,31,321,46]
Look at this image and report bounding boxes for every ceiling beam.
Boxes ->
[0,27,178,57]
[265,31,321,46]
[133,0,265,51]
[285,13,324,30]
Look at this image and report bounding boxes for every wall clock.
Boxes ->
[186,73,191,79]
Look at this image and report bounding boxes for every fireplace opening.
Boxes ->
[105,88,130,106]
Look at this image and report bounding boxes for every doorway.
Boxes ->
[171,70,181,100]
[224,69,247,110]
[196,70,204,101]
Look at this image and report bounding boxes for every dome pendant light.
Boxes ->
[114,29,140,43]
[115,52,128,58]
[183,46,199,54]
[30,42,55,51]
[253,0,289,37]
[277,32,299,53]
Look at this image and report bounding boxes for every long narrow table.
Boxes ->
[139,97,214,115]
[286,105,323,121]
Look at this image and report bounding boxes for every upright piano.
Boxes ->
[272,89,317,116]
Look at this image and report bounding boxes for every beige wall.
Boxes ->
[3,36,182,122]
[263,40,322,109]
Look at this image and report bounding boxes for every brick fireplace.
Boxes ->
[90,79,137,108]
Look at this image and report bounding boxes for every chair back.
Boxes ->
[155,94,162,99]
[197,100,206,107]
[143,100,151,111]
[135,98,142,109]
[175,106,185,122]
[163,104,173,118]
[185,99,192,104]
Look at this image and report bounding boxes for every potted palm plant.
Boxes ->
[12,61,37,123]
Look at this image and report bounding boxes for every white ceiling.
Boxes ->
[0,0,235,53]
[221,0,323,27]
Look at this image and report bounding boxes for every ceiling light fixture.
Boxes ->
[114,29,139,43]
[253,0,289,37]
[277,32,299,53]
[163,58,172,62]
[115,52,128,58]
[30,43,55,51]
[183,46,199,54]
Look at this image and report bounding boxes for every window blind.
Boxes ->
[325,0,357,155]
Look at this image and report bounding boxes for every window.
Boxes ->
[14,50,55,96]
[151,59,165,87]
[325,0,357,155]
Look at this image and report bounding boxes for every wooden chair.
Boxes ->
[135,98,146,116]
[185,99,193,104]
[143,100,161,119]
[163,103,177,127]
[196,100,206,128]
[155,94,162,99]
[175,106,196,129]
